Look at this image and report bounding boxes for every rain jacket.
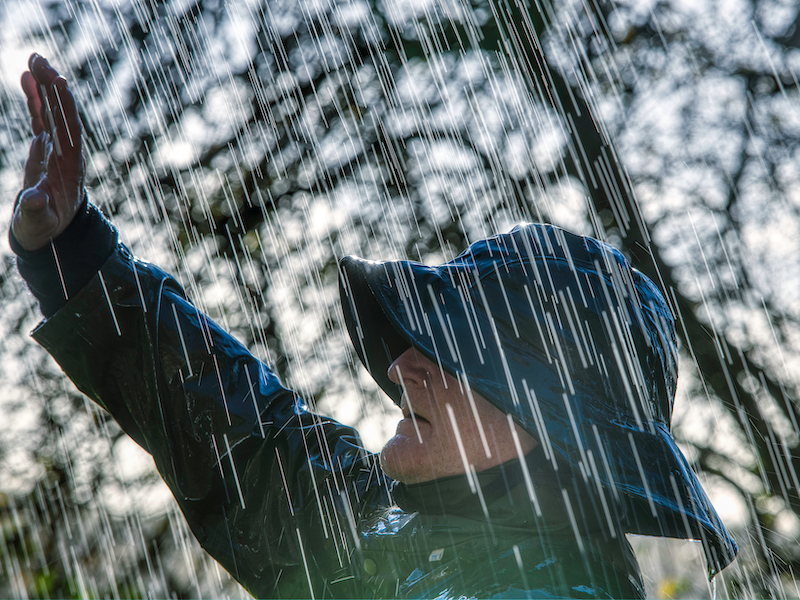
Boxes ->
[22,217,645,599]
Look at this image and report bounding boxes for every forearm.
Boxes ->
[12,198,272,474]
[27,241,294,502]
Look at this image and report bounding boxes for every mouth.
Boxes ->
[401,399,430,424]
[403,409,430,424]
[398,385,434,426]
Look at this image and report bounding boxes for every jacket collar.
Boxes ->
[391,446,568,525]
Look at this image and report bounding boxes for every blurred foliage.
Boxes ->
[1,0,800,597]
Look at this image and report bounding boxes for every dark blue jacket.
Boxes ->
[17,207,644,598]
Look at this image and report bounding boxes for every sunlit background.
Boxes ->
[1,0,800,597]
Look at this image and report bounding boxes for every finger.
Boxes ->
[49,77,82,161]
[53,77,82,162]
[29,54,61,137]
[21,71,44,135]
[29,53,60,88]
[23,133,49,189]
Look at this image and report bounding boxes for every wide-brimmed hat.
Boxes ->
[338,223,737,577]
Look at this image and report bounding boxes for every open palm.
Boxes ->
[11,54,84,252]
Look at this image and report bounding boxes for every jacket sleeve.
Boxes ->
[31,243,391,597]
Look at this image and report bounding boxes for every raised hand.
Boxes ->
[11,54,85,252]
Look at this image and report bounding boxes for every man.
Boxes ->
[11,54,737,598]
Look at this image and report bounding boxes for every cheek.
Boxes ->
[434,398,474,431]
[444,401,490,444]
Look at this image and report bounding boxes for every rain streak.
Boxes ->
[1,0,800,598]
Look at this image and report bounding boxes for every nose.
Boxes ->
[387,347,430,387]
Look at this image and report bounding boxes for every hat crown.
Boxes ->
[441,223,678,429]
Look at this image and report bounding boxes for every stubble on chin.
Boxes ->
[379,433,430,484]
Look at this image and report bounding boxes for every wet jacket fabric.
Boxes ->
[23,230,646,598]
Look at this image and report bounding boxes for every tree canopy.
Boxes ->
[1,0,800,597]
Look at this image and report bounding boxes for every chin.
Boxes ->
[380,434,430,484]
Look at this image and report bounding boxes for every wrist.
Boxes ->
[10,192,89,259]
[12,194,119,318]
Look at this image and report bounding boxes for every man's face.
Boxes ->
[379,347,537,484]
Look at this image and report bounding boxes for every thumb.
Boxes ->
[16,186,52,217]
[11,187,58,252]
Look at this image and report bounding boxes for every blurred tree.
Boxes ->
[1,0,799,597]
